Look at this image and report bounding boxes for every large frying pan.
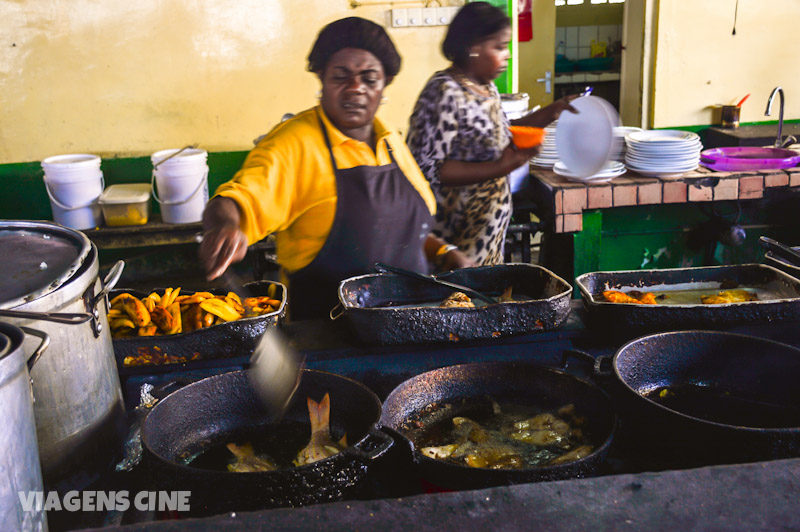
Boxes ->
[379,361,617,490]
[141,369,393,516]
[605,330,800,463]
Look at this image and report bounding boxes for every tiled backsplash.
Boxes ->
[556,24,621,60]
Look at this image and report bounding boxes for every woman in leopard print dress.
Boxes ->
[407,2,576,265]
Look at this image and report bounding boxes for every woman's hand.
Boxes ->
[512,94,580,128]
[499,143,541,174]
[199,197,249,280]
[439,248,475,271]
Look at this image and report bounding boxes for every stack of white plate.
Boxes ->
[553,160,626,183]
[612,126,642,161]
[624,130,702,177]
[531,122,559,168]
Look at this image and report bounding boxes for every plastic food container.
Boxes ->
[99,184,151,226]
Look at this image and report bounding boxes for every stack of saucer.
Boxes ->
[531,122,559,168]
[553,160,627,183]
[625,130,702,177]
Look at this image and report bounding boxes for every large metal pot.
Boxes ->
[0,221,126,487]
[0,322,49,531]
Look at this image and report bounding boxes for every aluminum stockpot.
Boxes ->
[0,221,126,487]
[0,322,49,531]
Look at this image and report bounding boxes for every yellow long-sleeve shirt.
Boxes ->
[215,106,436,273]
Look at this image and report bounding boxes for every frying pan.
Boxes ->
[379,360,616,490]
[141,369,393,516]
[602,330,800,463]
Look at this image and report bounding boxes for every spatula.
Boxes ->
[374,262,497,305]
[759,236,800,267]
[219,270,303,418]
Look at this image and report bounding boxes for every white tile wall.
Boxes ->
[556,24,622,61]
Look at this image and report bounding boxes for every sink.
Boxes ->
[699,146,800,171]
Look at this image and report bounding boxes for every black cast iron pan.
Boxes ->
[576,263,800,341]
[600,330,800,464]
[379,359,616,490]
[111,281,285,369]
[141,368,393,516]
[336,263,572,345]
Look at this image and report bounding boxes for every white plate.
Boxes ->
[626,167,698,178]
[626,161,699,172]
[556,96,619,178]
[554,161,626,180]
[626,130,700,144]
[625,153,700,164]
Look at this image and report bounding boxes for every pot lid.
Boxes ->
[0,221,92,309]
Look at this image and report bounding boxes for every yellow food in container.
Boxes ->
[99,183,151,226]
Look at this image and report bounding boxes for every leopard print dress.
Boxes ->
[407,69,512,266]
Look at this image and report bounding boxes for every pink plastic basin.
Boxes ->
[700,147,800,171]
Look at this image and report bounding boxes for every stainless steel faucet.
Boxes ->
[764,86,797,148]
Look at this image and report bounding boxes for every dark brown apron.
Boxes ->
[286,113,432,320]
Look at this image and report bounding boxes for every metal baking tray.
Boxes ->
[576,264,800,338]
[335,263,572,345]
[110,280,285,368]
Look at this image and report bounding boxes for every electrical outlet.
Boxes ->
[406,8,422,27]
[391,8,408,27]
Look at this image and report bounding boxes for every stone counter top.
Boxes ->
[530,164,800,233]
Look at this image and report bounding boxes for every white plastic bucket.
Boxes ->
[151,148,209,224]
[41,154,104,229]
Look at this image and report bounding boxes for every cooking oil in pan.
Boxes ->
[645,384,800,428]
[603,281,793,306]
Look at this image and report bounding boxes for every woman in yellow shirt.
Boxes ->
[200,17,472,320]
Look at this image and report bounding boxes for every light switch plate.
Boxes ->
[406,7,422,27]
[391,8,408,27]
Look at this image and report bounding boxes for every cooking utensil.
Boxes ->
[152,144,198,169]
[380,360,616,490]
[337,264,572,345]
[219,269,302,417]
[374,262,497,305]
[759,236,800,267]
[603,330,800,463]
[141,369,393,516]
[737,93,751,107]
[576,263,800,341]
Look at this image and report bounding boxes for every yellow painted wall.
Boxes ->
[0,0,453,164]
[652,0,800,128]
[556,3,623,27]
